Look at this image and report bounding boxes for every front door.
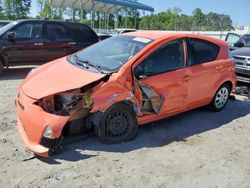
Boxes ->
[134,39,189,116]
[3,21,45,64]
[225,33,244,51]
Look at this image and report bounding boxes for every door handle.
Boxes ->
[34,43,44,46]
[182,74,192,81]
[68,42,76,45]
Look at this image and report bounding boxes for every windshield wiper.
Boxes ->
[73,54,104,74]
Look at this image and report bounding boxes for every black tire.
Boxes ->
[95,103,138,144]
[210,83,230,112]
[0,60,4,76]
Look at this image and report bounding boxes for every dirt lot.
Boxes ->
[0,66,250,188]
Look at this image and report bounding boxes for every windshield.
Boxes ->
[242,35,250,46]
[70,35,153,73]
[0,21,15,36]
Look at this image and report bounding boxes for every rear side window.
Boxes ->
[44,23,69,41]
[68,23,98,43]
[187,38,219,66]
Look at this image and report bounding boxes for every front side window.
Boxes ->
[187,38,219,66]
[135,40,184,77]
[14,23,42,39]
[69,35,153,72]
[226,33,243,47]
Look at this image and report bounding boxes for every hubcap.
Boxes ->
[215,87,229,109]
[107,111,130,137]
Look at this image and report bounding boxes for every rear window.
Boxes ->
[187,38,219,66]
[67,23,98,43]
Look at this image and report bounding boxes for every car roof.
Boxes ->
[124,31,227,46]
[14,19,84,25]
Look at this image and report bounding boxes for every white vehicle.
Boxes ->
[111,28,137,35]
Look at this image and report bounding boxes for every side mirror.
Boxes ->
[4,31,16,40]
[134,63,147,79]
[234,41,244,48]
[138,74,147,79]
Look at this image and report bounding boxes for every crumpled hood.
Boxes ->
[21,57,106,99]
[232,47,250,57]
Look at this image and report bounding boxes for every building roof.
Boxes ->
[50,0,154,13]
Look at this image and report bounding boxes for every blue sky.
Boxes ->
[31,0,250,26]
[140,0,250,26]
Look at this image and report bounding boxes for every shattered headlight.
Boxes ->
[36,89,93,118]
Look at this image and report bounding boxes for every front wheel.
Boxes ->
[210,84,230,112]
[95,103,138,144]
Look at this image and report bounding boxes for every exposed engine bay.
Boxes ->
[37,89,93,118]
[36,88,94,137]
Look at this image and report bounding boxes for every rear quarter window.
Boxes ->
[67,23,99,43]
[187,38,220,66]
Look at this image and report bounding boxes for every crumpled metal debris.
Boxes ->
[138,83,164,114]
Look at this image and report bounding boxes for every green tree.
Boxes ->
[15,0,31,18]
[4,0,14,19]
[192,8,206,30]
[37,0,52,18]
[0,0,5,19]
[4,0,31,19]
[138,7,233,31]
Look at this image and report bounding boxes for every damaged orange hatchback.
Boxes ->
[15,32,237,157]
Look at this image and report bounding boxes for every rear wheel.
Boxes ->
[0,60,4,76]
[210,84,230,111]
[95,103,138,144]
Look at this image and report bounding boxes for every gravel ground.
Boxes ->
[0,66,250,188]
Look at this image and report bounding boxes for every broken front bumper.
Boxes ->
[15,90,69,157]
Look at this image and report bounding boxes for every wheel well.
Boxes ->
[116,100,138,115]
[222,81,233,92]
[0,56,6,67]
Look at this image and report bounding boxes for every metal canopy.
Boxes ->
[50,0,154,14]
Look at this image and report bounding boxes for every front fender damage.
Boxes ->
[89,78,164,131]
[37,75,163,157]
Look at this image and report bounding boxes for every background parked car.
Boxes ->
[225,32,250,51]
[225,32,250,83]
[0,20,11,27]
[111,28,137,36]
[97,33,112,41]
[0,19,99,75]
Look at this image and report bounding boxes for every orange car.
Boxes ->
[15,32,237,157]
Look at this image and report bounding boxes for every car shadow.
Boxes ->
[0,66,37,80]
[46,98,250,163]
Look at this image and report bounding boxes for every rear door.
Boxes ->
[3,21,45,64]
[67,23,99,52]
[186,38,221,108]
[43,22,74,61]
